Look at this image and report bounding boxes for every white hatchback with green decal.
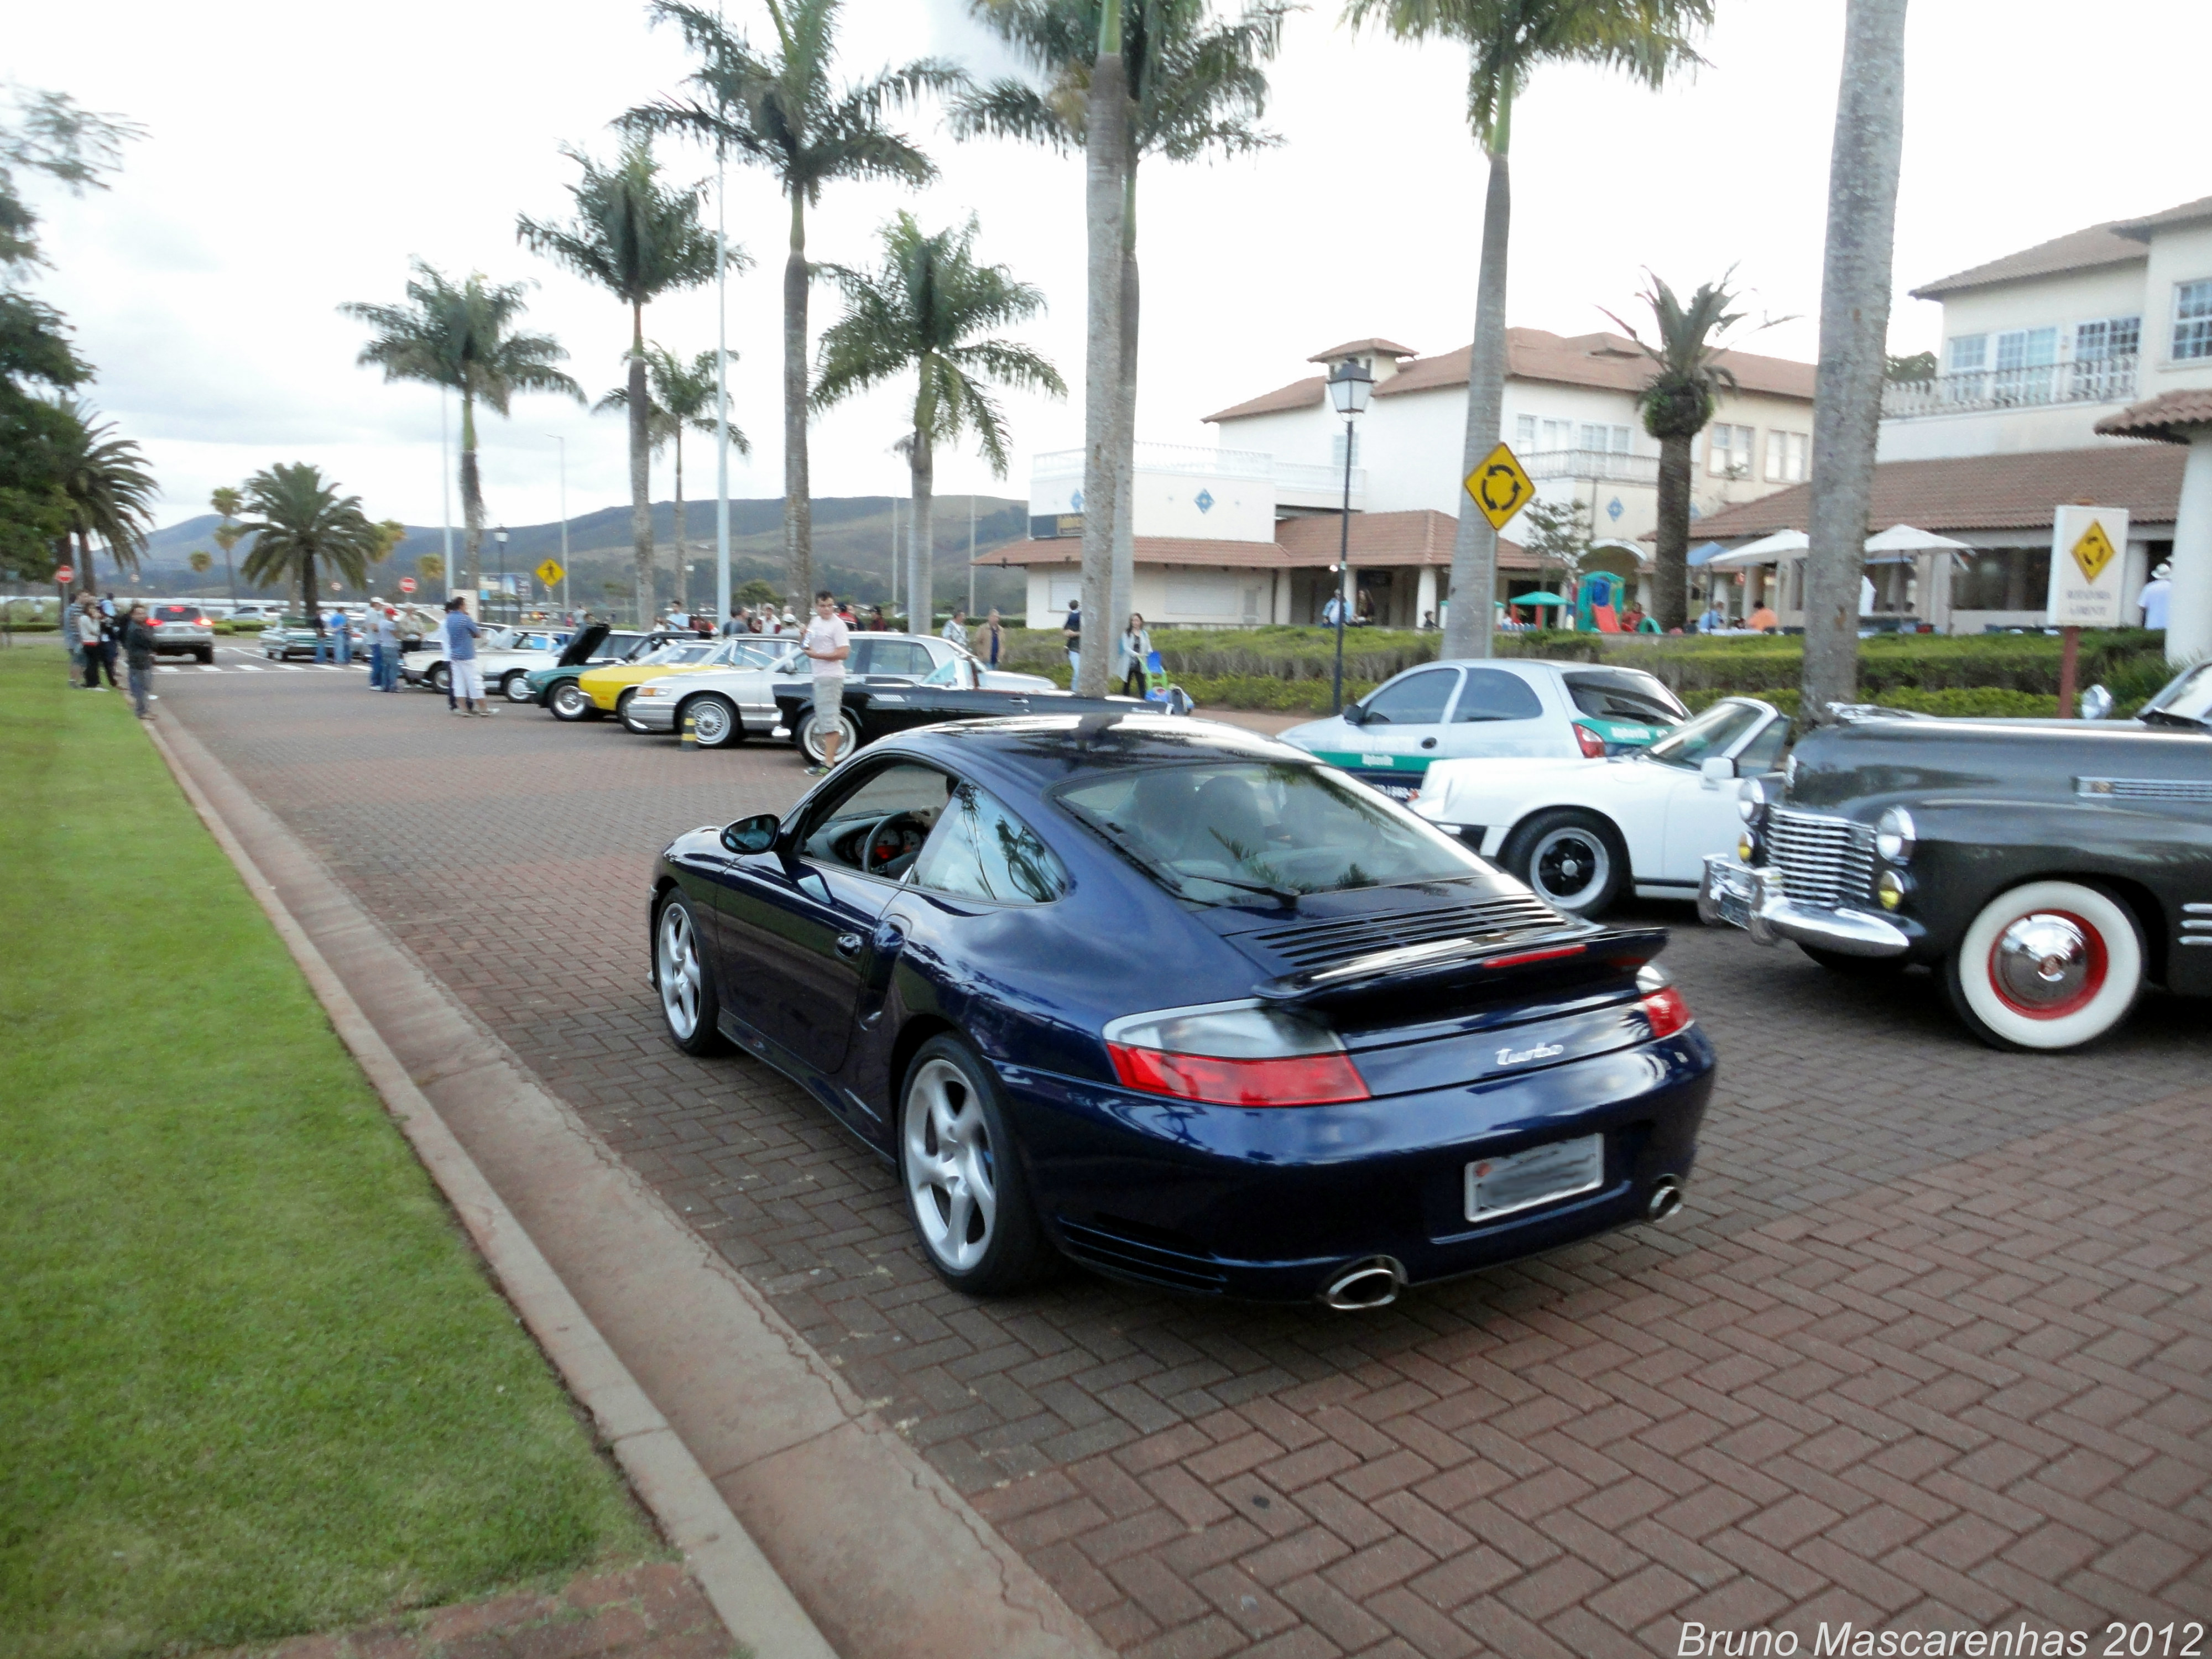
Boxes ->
[1279,659,1687,802]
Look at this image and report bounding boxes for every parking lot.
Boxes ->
[160,666,2211,1657]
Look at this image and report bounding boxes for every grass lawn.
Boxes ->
[0,644,659,1658]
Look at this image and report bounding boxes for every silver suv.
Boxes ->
[149,603,216,664]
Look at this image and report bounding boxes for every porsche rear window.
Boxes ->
[1058,761,1481,901]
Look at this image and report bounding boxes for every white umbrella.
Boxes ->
[1705,528,1809,568]
[1863,523,1973,566]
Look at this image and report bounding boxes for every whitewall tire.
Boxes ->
[1947,879,2144,1052]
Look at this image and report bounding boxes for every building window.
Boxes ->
[2174,280,2212,361]
[1707,424,1755,478]
[1515,414,1536,449]
[2075,316,2141,361]
[1578,422,1631,454]
[1947,335,1987,373]
[1764,430,1808,483]
[1331,428,1360,468]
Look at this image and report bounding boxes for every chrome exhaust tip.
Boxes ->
[1320,1256,1407,1312]
[1645,1179,1684,1223]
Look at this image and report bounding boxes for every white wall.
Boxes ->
[1030,462,1275,541]
[1932,264,2148,350]
[1879,400,2142,461]
[2140,221,2212,396]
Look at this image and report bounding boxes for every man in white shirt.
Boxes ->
[800,588,852,774]
[941,608,968,650]
[2138,561,2173,632]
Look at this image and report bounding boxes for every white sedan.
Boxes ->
[1410,697,1792,915]
[622,632,1052,745]
[401,626,569,702]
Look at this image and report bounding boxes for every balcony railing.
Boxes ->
[1520,447,1660,484]
[1881,354,2137,421]
[1031,442,1364,495]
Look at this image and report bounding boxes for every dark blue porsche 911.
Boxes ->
[649,715,1714,1307]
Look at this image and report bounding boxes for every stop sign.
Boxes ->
[54,565,74,584]
[399,576,417,592]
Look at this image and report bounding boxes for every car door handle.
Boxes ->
[836,932,864,957]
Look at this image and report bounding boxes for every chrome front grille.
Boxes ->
[1767,810,1874,909]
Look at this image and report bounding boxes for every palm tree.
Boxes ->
[815,213,1065,627]
[1601,272,1755,632]
[964,0,1292,690]
[236,463,383,622]
[961,0,1288,690]
[1802,0,1907,722]
[51,397,156,598]
[597,345,748,606]
[210,483,244,604]
[187,549,212,580]
[340,261,582,603]
[518,138,738,626]
[626,1,959,607]
[1344,0,1713,660]
[416,552,446,599]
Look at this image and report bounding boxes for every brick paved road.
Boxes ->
[164,672,2211,1656]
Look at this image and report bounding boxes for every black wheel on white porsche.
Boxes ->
[898,1035,1050,1295]
[795,706,862,766]
[655,893,730,1057]
[549,681,596,722]
[685,693,742,748]
[428,661,450,694]
[1502,809,1627,916]
[501,670,534,703]
[1945,879,2144,1052]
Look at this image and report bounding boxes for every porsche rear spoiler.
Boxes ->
[1252,923,1667,1011]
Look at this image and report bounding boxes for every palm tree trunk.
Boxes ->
[1653,433,1693,631]
[1802,0,1907,722]
[673,427,686,613]
[784,191,813,607]
[1443,76,1513,662]
[1109,157,1139,662]
[1078,0,1129,698]
[458,392,485,607]
[302,551,318,627]
[909,425,935,635]
[628,301,654,628]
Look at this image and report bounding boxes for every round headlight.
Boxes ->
[1876,869,1907,910]
[1875,806,1916,865]
[1738,832,1757,863]
[1736,777,1771,824]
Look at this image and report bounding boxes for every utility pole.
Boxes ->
[550,434,571,617]
[714,139,732,628]
[440,388,455,602]
[968,495,977,618]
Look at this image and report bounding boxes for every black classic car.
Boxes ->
[774,677,1194,765]
[1699,661,2212,1051]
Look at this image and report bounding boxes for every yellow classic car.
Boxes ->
[579,637,761,727]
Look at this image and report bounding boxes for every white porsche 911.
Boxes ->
[1410,697,1792,915]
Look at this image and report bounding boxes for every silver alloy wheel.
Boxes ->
[503,670,535,703]
[1529,824,1611,909]
[656,904,701,1040]
[902,1057,998,1274]
[550,682,590,719]
[688,695,734,746]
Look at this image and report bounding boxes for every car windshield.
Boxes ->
[638,642,717,666]
[1642,700,1765,768]
[2141,661,2212,724]
[1564,668,1688,723]
[1057,760,1485,902]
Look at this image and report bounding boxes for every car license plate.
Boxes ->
[1715,885,1751,929]
[1465,1133,1604,1223]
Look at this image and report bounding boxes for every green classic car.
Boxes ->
[524,623,679,720]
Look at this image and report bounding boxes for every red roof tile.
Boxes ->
[1910,219,2145,299]
[974,514,1533,571]
[1689,445,2186,539]
[1200,375,1326,423]
[2094,389,2212,443]
[1307,337,1418,363]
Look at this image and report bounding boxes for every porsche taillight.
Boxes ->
[1104,1004,1369,1108]
[1635,966,1693,1039]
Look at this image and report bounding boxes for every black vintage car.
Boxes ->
[774,678,1194,765]
[1699,661,2212,1051]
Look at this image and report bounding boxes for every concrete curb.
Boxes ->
[143,716,839,1659]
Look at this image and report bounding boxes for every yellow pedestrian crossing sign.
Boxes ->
[2068,520,2116,585]
[535,557,565,588]
[1464,442,1535,531]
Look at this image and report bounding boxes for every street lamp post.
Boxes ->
[494,526,509,623]
[1327,358,1373,714]
[549,435,570,619]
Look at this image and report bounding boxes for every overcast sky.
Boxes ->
[15,0,2212,535]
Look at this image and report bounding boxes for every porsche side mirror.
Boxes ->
[1699,756,1737,784]
[721,812,780,854]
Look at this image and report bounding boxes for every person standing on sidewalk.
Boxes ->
[442,597,489,716]
[75,598,106,690]
[1117,612,1152,697]
[1061,599,1081,683]
[982,608,1004,669]
[941,608,968,652]
[800,589,850,775]
[124,603,156,717]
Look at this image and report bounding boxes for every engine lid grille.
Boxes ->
[1245,890,1562,974]
[1768,809,1874,909]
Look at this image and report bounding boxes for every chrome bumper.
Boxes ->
[627,700,678,732]
[1698,855,1911,957]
